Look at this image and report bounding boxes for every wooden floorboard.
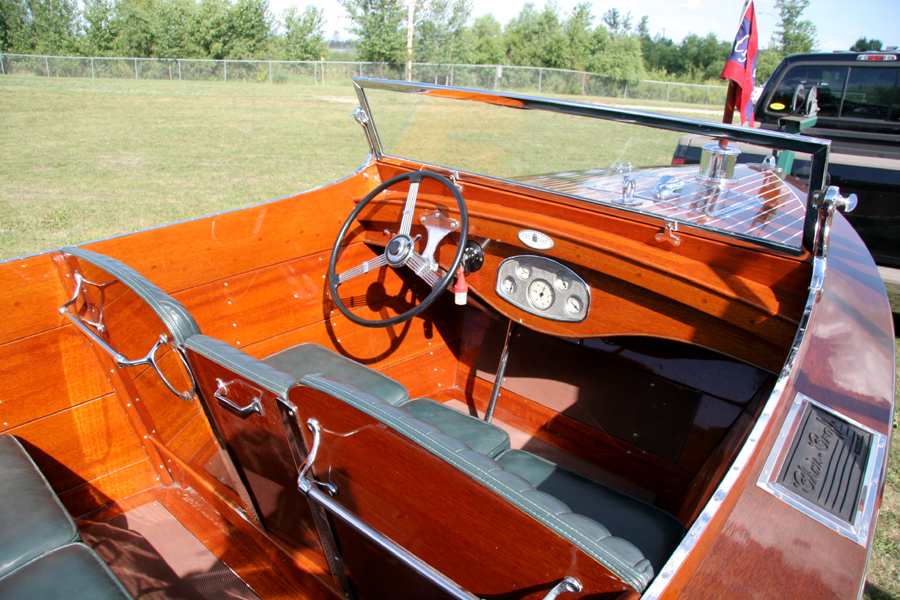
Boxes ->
[77,485,336,600]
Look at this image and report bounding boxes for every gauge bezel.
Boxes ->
[494,255,590,322]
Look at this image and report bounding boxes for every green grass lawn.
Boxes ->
[1,75,897,597]
[0,76,370,259]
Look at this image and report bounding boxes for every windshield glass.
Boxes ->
[356,80,830,254]
[365,89,684,178]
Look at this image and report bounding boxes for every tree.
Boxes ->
[755,47,783,83]
[21,0,80,54]
[771,0,816,55]
[339,0,406,64]
[504,2,566,69]
[112,0,156,57]
[468,14,503,64]
[850,37,882,52]
[601,8,630,38]
[153,0,197,58]
[563,2,593,71]
[187,0,270,60]
[224,0,270,58]
[0,0,31,53]
[589,31,643,85]
[79,0,117,56]
[679,32,730,80]
[414,0,472,66]
[280,5,326,60]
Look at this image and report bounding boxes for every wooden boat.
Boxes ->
[1,79,895,599]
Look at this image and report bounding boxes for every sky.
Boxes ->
[270,0,899,53]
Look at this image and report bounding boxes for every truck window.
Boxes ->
[841,67,899,120]
[766,64,848,117]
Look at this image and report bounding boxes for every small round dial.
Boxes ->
[555,273,571,291]
[528,279,554,310]
[501,277,517,295]
[515,263,532,280]
[565,295,583,315]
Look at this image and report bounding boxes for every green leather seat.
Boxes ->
[262,343,410,407]
[496,449,685,574]
[185,335,511,458]
[263,344,510,456]
[0,543,132,599]
[0,435,80,579]
[401,398,510,458]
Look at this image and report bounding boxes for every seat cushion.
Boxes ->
[400,398,511,458]
[496,449,685,573]
[0,543,132,599]
[0,436,80,579]
[262,343,409,406]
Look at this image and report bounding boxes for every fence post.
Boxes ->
[624,82,628,99]
[90,57,94,79]
[269,61,273,84]
[133,58,137,79]
[314,61,317,85]
[538,68,542,93]
[666,82,670,102]
[0,54,4,76]
[178,59,182,80]
[45,56,50,77]
[706,86,710,105]
[224,60,227,83]
[450,64,454,87]
[582,72,586,95]
[494,65,500,91]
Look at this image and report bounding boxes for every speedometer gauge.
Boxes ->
[528,279,554,310]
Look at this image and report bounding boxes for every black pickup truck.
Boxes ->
[673,51,899,303]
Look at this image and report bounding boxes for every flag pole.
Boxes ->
[723,81,737,124]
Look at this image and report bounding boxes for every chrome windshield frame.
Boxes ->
[350,77,832,255]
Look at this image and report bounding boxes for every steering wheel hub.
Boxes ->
[385,235,414,267]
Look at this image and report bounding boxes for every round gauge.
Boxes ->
[515,263,532,280]
[528,279,554,310]
[555,272,571,291]
[500,277,517,295]
[565,295,583,315]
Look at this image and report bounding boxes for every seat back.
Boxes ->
[288,373,655,596]
[182,334,325,548]
[55,247,259,521]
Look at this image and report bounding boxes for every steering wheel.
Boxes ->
[328,171,468,328]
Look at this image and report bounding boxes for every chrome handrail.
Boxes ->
[60,273,196,401]
[297,417,582,600]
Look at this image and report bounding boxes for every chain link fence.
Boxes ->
[0,53,728,106]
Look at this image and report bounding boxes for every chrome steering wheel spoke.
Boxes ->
[399,178,420,236]
[406,253,440,288]
[336,254,388,284]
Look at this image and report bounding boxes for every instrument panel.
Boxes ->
[495,256,590,322]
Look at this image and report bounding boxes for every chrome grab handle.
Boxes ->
[214,378,265,419]
[298,418,337,495]
[542,577,582,599]
[60,274,195,401]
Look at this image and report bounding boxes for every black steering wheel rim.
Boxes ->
[328,171,468,328]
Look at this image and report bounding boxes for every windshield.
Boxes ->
[354,79,831,254]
